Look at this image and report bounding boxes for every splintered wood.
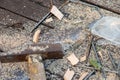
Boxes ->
[50,5,64,20]
[80,55,86,62]
[45,17,53,23]
[67,53,79,65]
[79,72,89,80]
[33,29,41,43]
[64,69,75,80]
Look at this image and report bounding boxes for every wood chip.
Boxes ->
[33,29,41,43]
[80,55,86,62]
[45,17,53,23]
[79,72,89,80]
[106,73,116,80]
[98,51,103,60]
[50,5,64,20]
[64,69,75,80]
[67,53,79,65]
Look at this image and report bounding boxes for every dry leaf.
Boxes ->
[64,69,75,80]
[67,53,79,65]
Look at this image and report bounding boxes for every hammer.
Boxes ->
[27,29,64,80]
[0,43,64,80]
[0,28,64,80]
[27,43,64,80]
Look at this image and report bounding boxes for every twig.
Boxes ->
[85,35,94,63]
[80,65,118,74]
[31,12,51,33]
[117,62,120,76]
[92,41,107,80]
[107,48,120,76]
[107,51,117,70]
[50,0,53,8]
[84,70,95,80]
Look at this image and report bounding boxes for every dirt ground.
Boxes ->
[0,1,120,80]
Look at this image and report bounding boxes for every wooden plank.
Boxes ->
[0,0,66,21]
[81,0,120,14]
[0,8,28,25]
[0,8,53,29]
[0,0,48,21]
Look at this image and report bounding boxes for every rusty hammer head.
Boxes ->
[0,43,64,63]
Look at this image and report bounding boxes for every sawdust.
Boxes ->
[0,26,30,52]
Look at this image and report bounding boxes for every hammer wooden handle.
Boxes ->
[28,55,46,80]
